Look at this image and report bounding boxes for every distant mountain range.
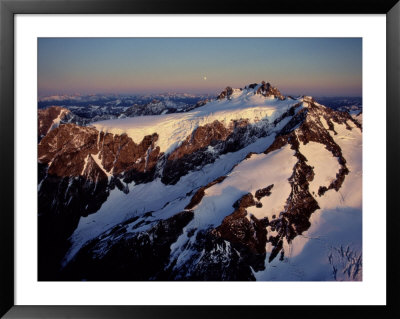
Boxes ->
[38,92,362,122]
[313,96,362,115]
[38,93,212,119]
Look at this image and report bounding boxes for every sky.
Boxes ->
[38,38,362,97]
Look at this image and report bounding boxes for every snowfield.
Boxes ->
[169,145,297,269]
[189,145,296,227]
[256,114,362,281]
[64,133,282,265]
[92,90,296,154]
[299,140,341,197]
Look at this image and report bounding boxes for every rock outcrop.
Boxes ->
[217,86,234,100]
[61,210,194,281]
[38,106,70,140]
[256,81,285,100]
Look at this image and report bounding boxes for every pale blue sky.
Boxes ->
[38,38,362,97]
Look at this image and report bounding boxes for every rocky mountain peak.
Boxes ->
[216,81,285,101]
[216,86,234,100]
[254,81,285,100]
[301,95,315,103]
[38,106,71,141]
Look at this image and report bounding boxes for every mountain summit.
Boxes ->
[217,81,284,101]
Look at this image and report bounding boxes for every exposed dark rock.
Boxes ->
[318,186,328,196]
[256,81,285,100]
[122,100,166,117]
[255,184,274,200]
[262,100,362,262]
[248,83,258,89]
[38,124,99,176]
[61,210,194,281]
[214,193,267,256]
[217,86,233,100]
[166,229,257,281]
[38,106,70,140]
[232,193,256,209]
[60,111,115,127]
[273,103,302,126]
[189,99,209,110]
[161,121,231,185]
[168,121,231,161]
[38,173,109,280]
[276,107,308,137]
[161,118,275,185]
[38,123,161,184]
[38,124,163,278]
[109,176,129,194]
[185,176,227,210]
[245,152,257,159]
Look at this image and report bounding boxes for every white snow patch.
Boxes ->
[91,152,112,177]
[80,154,90,175]
[47,108,69,134]
[319,116,330,130]
[93,95,297,155]
[299,141,341,197]
[189,145,295,229]
[324,122,362,209]
[353,113,363,125]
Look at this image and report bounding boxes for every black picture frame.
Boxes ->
[1,0,399,318]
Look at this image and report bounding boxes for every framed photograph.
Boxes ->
[1,0,399,318]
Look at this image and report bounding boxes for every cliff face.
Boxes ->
[37,123,161,279]
[38,123,162,237]
[38,106,70,140]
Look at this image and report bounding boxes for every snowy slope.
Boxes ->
[168,145,297,272]
[256,113,362,281]
[38,83,362,281]
[92,88,295,155]
[64,124,290,265]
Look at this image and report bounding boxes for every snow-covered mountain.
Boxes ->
[38,105,118,139]
[38,93,211,120]
[37,82,362,281]
[37,97,212,135]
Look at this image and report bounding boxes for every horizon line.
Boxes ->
[37,90,362,99]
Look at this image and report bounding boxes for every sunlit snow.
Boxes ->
[92,92,295,154]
